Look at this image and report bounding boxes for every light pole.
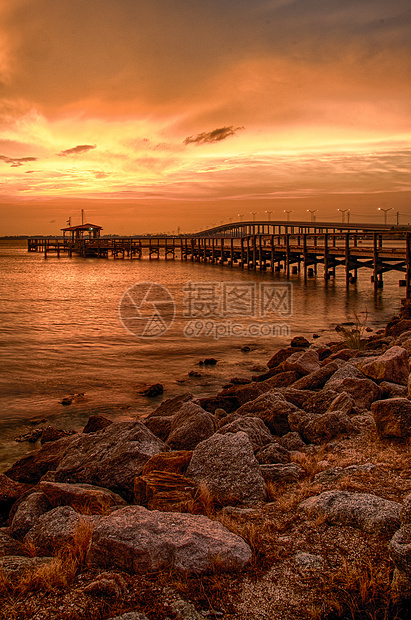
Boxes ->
[284,210,293,221]
[378,207,393,225]
[338,208,349,224]
[250,212,257,221]
[238,214,244,222]
[307,209,317,223]
[265,210,273,222]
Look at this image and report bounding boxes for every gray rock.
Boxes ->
[24,505,96,555]
[10,491,51,540]
[166,402,217,450]
[260,463,304,483]
[218,417,272,452]
[371,398,411,439]
[289,410,358,444]
[0,555,54,578]
[300,490,401,535]
[281,388,315,408]
[314,463,375,484]
[148,392,194,418]
[88,505,251,574]
[53,421,167,501]
[186,432,266,505]
[294,551,324,570]
[171,599,204,620]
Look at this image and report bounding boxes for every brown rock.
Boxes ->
[260,463,304,483]
[186,432,266,505]
[147,393,193,418]
[290,336,310,348]
[39,481,127,513]
[0,528,28,556]
[143,415,172,441]
[0,474,31,525]
[218,417,272,452]
[5,435,77,484]
[142,451,193,476]
[358,346,409,385]
[267,347,304,369]
[83,416,113,433]
[303,389,339,414]
[166,403,216,451]
[278,432,306,451]
[41,426,76,444]
[372,398,411,439]
[291,361,340,390]
[255,442,290,464]
[134,471,196,510]
[88,505,251,574]
[10,492,51,540]
[283,349,320,376]
[237,391,297,435]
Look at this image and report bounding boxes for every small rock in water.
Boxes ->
[60,392,85,406]
[198,358,218,366]
[15,429,43,443]
[291,336,310,348]
[140,384,164,397]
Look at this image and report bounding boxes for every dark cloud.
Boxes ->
[0,155,37,167]
[58,144,96,157]
[184,126,244,146]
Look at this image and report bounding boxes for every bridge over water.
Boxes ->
[28,220,411,297]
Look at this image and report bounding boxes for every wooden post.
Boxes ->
[270,234,275,272]
[285,233,290,277]
[253,235,257,270]
[373,232,378,291]
[407,233,411,298]
[345,232,350,286]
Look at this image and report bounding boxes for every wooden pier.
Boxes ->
[27,220,411,296]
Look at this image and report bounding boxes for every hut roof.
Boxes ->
[61,223,103,231]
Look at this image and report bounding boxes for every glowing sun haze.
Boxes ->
[0,0,410,234]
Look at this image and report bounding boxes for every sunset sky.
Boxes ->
[1,0,410,234]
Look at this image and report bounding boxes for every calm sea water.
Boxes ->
[0,239,404,470]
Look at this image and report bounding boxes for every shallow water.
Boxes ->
[0,239,403,470]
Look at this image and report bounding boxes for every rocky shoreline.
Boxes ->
[2,303,411,619]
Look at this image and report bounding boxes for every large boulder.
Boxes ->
[143,416,172,442]
[166,403,217,450]
[283,349,320,376]
[0,528,28,556]
[267,347,304,369]
[300,490,401,535]
[0,474,31,525]
[218,417,272,452]
[323,364,380,410]
[141,451,193,476]
[303,389,340,414]
[53,421,167,501]
[147,393,194,418]
[186,432,266,505]
[39,481,127,513]
[24,505,96,555]
[255,442,290,464]
[88,505,251,574]
[236,391,297,435]
[260,463,304,483]
[289,411,358,444]
[10,492,51,540]
[358,346,409,385]
[291,361,339,390]
[4,434,82,484]
[371,398,411,439]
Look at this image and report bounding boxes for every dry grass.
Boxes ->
[309,558,406,620]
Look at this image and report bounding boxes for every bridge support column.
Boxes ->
[407,233,411,298]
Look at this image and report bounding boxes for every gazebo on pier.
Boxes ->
[61,223,103,241]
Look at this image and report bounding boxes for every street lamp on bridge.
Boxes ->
[307,209,317,223]
[378,207,393,225]
[265,210,273,221]
[338,208,349,224]
[238,214,244,222]
[284,210,293,221]
[250,212,257,221]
